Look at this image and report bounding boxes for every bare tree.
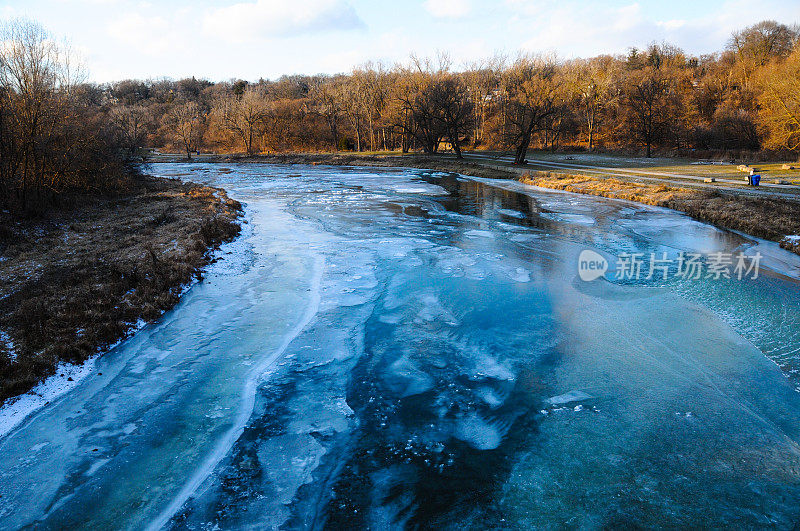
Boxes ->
[570,57,616,151]
[756,48,800,152]
[384,68,420,153]
[309,75,344,151]
[619,67,682,157]
[111,104,150,158]
[340,75,369,151]
[0,20,64,209]
[427,75,474,158]
[215,87,269,156]
[729,20,799,84]
[169,101,203,160]
[392,68,444,155]
[463,57,503,147]
[500,55,564,164]
[352,63,388,151]
[0,19,131,213]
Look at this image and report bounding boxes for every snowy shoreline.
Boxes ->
[0,318,149,440]
[0,358,97,439]
[0,179,243,442]
[0,260,213,440]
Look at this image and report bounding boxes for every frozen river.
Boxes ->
[2,163,800,528]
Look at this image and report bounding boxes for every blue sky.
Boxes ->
[2,0,799,82]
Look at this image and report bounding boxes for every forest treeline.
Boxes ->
[2,18,800,214]
[100,20,800,163]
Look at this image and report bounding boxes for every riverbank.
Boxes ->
[0,176,242,405]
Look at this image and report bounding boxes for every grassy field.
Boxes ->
[0,177,242,404]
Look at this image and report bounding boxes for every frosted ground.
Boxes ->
[1,164,799,528]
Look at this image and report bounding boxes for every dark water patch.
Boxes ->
[290,269,561,528]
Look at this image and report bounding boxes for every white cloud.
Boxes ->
[12,0,800,82]
[107,13,179,56]
[504,0,561,17]
[424,0,472,19]
[51,0,120,4]
[658,19,688,31]
[202,0,365,42]
[517,0,800,58]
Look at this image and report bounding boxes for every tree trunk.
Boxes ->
[451,128,463,159]
[514,129,532,164]
[368,115,375,151]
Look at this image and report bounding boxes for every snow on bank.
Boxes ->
[0,313,150,440]
[0,209,240,441]
[0,329,16,362]
[782,235,800,250]
[0,358,95,439]
[734,233,800,281]
[0,318,144,439]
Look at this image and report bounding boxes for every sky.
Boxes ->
[1,0,799,82]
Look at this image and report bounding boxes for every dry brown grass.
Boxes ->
[519,171,700,206]
[519,171,800,247]
[0,177,242,404]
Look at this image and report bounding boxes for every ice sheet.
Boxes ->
[1,163,799,529]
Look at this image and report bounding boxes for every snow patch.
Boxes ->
[508,267,531,283]
[497,208,527,219]
[0,329,15,362]
[0,359,95,439]
[0,312,152,440]
[386,356,435,397]
[545,390,593,406]
[386,183,449,196]
[539,212,596,225]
